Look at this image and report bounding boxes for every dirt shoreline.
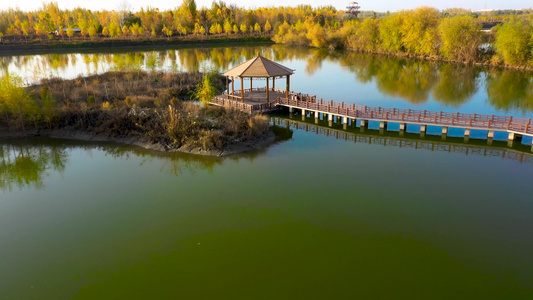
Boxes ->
[0,38,274,56]
[0,128,276,157]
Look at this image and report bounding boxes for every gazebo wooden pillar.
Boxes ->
[226,76,229,97]
[286,75,290,99]
[266,77,270,103]
[240,77,244,102]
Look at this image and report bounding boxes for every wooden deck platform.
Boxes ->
[211,88,316,114]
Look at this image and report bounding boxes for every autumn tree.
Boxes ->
[223,20,232,35]
[254,22,261,35]
[494,19,533,65]
[240,22,247,35]
[439,16,482,61]
[380,13,405,52]
[401,7,439,56]
[264,20,271,33]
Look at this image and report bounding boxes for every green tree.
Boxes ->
[439,16,482,61]
[347,18,380,51]
[380,13,405,52]
[494,19,533,65]
[193,72,217,108]
[401,7,439,56]
[0,73,34,131]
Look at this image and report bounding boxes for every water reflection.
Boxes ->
[0,142,68,191]
[273,116,533,165]
[486,69,533,113]
[1,46,533,112]
[0,138,276,192]
[433,64,480,106]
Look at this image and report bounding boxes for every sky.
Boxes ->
[1,0,531,12]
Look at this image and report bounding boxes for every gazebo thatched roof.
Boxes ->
[223,55,294,78]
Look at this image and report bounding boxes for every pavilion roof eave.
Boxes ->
[222,55,295,78]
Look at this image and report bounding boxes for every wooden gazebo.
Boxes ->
[222,55,295,103]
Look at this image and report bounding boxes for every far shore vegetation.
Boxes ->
[1,2,533,68]
[0,70,270,153]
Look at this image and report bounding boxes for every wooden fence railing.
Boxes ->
[278,98,533,135]
[211,96,279,114]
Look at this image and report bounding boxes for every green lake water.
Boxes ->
[1,46,533,299]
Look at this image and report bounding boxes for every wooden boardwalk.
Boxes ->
[277,97,533,143]
[210,90,533,142]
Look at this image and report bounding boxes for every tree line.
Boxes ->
[0,2,532,66]
[0,1,339,41]
[273,7,533,67]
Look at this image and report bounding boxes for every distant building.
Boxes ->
[54,28,82,36]
[481,22,502,33]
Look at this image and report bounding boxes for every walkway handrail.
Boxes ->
[278,98,533,136]
[211,96,280,114]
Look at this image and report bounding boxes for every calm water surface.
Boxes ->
[2,45,533,117]
[1,46,533,298]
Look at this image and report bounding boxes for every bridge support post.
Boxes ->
[399,123,405,137]
[507,132,515,147]
[442,127,448,140]
[302,109,306,117]
[343,123,347,130]
[343,116,348,124]
[359,119,366,128]
[328,114,333,122]
[315,111,319,119]
[420,125,426,138]
[289,107,294,114]
[399,123,406,131]
[464,129,470,143]
[487,131,494,145]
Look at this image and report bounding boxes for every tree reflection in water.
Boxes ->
[0,143,67,191]
[1,46,532,111]
[0,138,276,192]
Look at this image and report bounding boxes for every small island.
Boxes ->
[0,68,276,156]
